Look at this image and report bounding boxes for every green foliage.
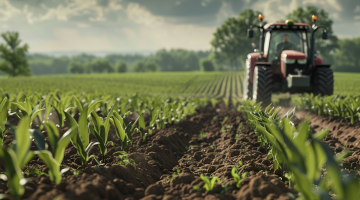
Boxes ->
[68,62,85,74]
[0,31,31,77]
[34,121,76,185]
[89,108,114,160]
[239,100,360,200]
[132,61,159,72]
[113,151,136,170]
[115,60,127,73]
[293,94,360,125]
[333,37,360,72]
[211,9,264,70]
[200,174,222,191]
[0,97,9,145]
[151,49,200,72]
[86,58,114,73]
[65,106,99,168]
[231,167,248,188]
[0,117,33,200]
[200,58,216,72]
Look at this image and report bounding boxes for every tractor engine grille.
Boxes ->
[287,75,310,88]
[285,63,307,76]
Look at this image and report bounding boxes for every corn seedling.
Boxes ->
[0,117,34,200]
[240,100,360,200]
[33,121,76,185]
[0,97,10,145]
[200,174,222,191]
[11,97,44,126]
[65,106,99,168]
[110,112,140,149]
[231,167,248,188]
[113,151,136,170]
[89,107,115,161]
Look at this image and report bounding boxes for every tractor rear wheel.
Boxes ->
[243,60,252,100]
[313,68,334,96]
[252,66,273,106]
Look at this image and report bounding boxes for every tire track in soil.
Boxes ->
[0,104,295,200]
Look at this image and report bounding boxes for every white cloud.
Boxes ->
[23,0,123,24]
[354,15,360,20]
[0,0,22,21]
[125,3,164,26]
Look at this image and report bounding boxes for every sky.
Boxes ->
[0,0,359,54]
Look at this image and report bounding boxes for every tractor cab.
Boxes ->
[243,15,333,106]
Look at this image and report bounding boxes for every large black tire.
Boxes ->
[243,59,253,100]
[313,68,334,96]
[252,66,273,106]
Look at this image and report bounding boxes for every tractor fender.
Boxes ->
[247,53,261,83]
[314,56,323,66]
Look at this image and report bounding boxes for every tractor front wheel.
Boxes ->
[313,68,334,96]
[243,60,252,100]
[252,66,273,106]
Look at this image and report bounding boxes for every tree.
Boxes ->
[153,49,200,71]
[0,31,31,76]
[211,9,264,71]
[132,61,159,72]
[68,62,85,74]
[285,6,338,64]
[332,37,360,72]
[200,58,216,71]
[115,60,127,73]
[87,58,114,73]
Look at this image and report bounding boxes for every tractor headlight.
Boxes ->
[298,59,307,64]
[284,58,296,64]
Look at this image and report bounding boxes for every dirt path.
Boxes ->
[0,104,294,200]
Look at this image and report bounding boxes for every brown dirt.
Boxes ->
[0,103,295,200]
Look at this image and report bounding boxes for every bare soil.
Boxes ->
[0,103,296,200]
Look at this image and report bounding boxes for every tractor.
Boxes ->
[243,14,333,106]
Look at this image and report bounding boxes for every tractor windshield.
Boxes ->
[264,30,308,61]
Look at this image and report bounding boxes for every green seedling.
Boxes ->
[89,107,115,161]
[73,170,79,176]
[231,168,248,188]
[113,151,136,170]
[185,145,193,150]
[0,97,10,145]
[200,174,222,191]
[110,111,140,149]
[221,116,228,125]
[0,117,34,200]
[165,169,181,184]
[11,97,44,126]
[200,131,207,139]
[34,121,76,184]
[65,106,100,169]
[24,168,48,177]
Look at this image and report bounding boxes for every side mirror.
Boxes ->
[322,30,327,39]
[247,29,254,38]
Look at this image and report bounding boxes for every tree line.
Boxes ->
[0,6,359,77]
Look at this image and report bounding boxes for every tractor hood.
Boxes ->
[281,50,306,60]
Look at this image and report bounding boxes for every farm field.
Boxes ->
[0,72,243,98]
[0,71,360,200]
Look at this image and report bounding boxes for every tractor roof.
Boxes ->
[264,23,311,30]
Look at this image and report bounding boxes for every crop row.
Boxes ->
[239,100,360,200]
[0,92,214,199]
[293,94,360,125]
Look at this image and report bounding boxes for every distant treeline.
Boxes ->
[27,49,230,75]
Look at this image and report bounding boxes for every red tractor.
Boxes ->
[243,15,333,105]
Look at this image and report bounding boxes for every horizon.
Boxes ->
[0,0,358,53]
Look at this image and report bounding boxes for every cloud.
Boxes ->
[125,3,164,26]
[0,0,22,21]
